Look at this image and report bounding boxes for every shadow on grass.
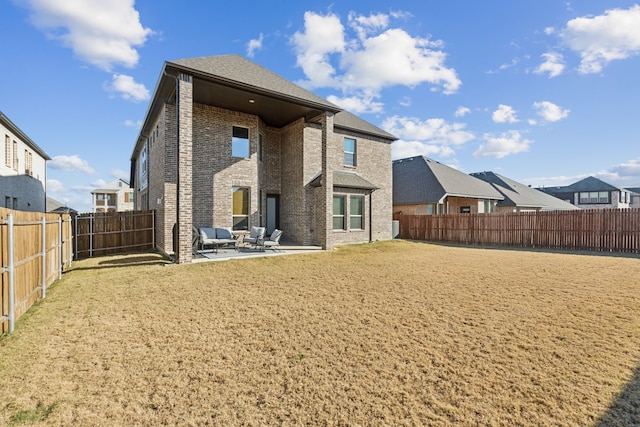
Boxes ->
[403,239,640,260]
[596,365,640,426]
[69,253,171,271]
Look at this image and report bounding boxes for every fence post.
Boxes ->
[41,216,47,299]
[7,213,15,333]
[58,215,63,279]
[152,210,155,249]
[73,215,80,260]
[89,213,94,258]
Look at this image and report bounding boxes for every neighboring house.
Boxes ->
[91,178,134,212]
[1,111,50,212]
[538,176,633,209]
[392,156,503,215]
[46,197,77,214]
[625,187,640,208]
[471,171,579,212]
[130,54,396,263]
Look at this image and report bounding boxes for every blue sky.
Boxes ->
[2,1,640,212]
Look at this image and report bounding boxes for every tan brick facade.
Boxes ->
[133,69,393,261]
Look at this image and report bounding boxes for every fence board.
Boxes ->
[73,211,154,259]
[1,208,72,334]
[394,208,640,254]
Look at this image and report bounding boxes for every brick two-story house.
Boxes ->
[130,55,396,263]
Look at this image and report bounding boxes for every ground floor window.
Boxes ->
[349,195,364,229]
[333,195,345,230]
[232,186,250,230]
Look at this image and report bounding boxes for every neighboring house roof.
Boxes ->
[560,176,622,192]
[0,110,51,161]
[471,171,579,211]
[393,156,503,205]
[91,178,130,194]
[132,54,395,161]
[309,170,378,190]
[625,187,640,195]
[46,197,77,214]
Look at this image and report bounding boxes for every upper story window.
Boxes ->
[4,135,10,167]
[579,191,609,204]
[13,140,18,170]
[344,137,356,167]
[139,142,148,190]
[24,150,33,176]
[232,126,250,158]
[258,133,264,162]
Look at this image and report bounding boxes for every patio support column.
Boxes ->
[320,111,334,250]
[176,72,193,263]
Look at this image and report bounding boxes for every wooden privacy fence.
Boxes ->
[1,208,73,334]
[395,208,640,253]
[74,210,155,259]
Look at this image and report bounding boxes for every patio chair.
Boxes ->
[199,227,238,253]
[257,229,283,251]
[243,226,266,248]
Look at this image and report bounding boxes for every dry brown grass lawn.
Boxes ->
[0,240,639,426]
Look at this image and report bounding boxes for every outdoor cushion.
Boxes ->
[215,227,233,240]
[250,226,265,239]
[199,227,217,240]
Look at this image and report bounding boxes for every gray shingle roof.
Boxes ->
[170,55,338,110]
[561,176,622,192]
[334,110,396,141]
[393,156,503,205]
[167,55,396,141]
[471,171,579,210]
[309,170,378,190]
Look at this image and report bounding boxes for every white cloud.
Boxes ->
[534,52,565,78]
[560,5,640,74]
[327,94,383,114]
[544,27,555,35]
[492,104,519,123]
[533,101,570,122]
[21,0,153,71]
[49,155,95,174]
[46,178,94,212]
[111,169,129,180]
[107,74,149,102]
[348,11,389,40]
[291,11,460,110]
[599,158,640,186]
[340,28,460,94]
[382,116,474,147]
[454,106,470,117]
[291,11,346,88]
[90,179,107,188]
[247,33,264,58]
[46,178,67,194]
[474,130,532,159]
[392,140,455,160]
[399,97,412,107]
[124,119,142,128]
